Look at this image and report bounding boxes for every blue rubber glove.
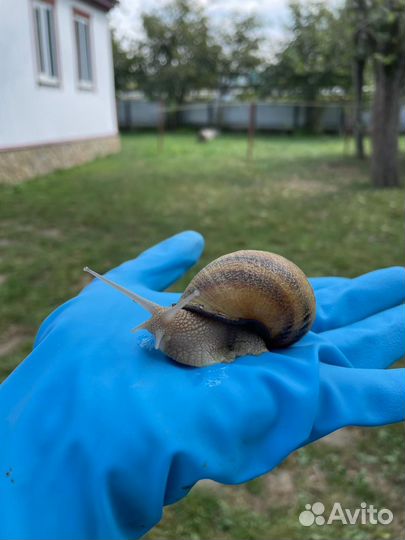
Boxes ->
[0,231,404,540]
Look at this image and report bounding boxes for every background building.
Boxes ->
[0,0,119,183]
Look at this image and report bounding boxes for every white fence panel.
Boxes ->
[117,99,405,133]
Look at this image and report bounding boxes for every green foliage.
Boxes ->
[218,16,263,94]
[112,0,262,103]
[261,1,352,101]
[366,0,405,71]
[113,38,137,93]
[132,0,220,104]
[112,0,404,111]
[347,0,405,71]
[347,0,405,186]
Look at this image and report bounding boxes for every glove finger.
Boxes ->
[321,305,405,369]
[313,266,405,332]
[308,364,405,443]
[105,231,204,291]
[309,277,349,290]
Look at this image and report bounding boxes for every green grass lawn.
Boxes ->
[1,133,404,539]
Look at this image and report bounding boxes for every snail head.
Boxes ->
[83,267,199,349]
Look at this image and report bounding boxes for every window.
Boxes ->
[33,0,59,84]
[73,11,93,89]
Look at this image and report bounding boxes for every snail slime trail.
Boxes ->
[84,251,316,367]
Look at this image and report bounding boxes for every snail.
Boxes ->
[84,250,316,367]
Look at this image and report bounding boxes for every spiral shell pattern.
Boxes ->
[181,250,316,348]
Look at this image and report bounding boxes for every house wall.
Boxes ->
[0,0,119,182]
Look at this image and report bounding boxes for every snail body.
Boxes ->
[84,250,316,367]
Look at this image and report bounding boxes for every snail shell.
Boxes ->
[181,250,316,350]
[84,250,316,367]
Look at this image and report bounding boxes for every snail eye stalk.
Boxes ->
[83,267,161,314]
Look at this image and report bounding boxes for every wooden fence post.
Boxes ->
[158,99,165,152]
[247,102,257,161]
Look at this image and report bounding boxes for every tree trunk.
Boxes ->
[353,57,365,159]
[371,62,401,187]
[304,103,321,134]
[352,0,368,159]
[216,86,227,129]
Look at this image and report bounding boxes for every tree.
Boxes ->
[368,0,405,187]
[217,16,263,97]
[112,38,137,93]
[347,0,370,158]
[128,0,221,105]
[348,0,405,185]
[112,1,264,104]
[262,1,352,132]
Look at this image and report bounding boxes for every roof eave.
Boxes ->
[82,0,117,12]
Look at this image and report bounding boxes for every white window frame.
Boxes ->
[73,11,94,90]
[33,0,59,86]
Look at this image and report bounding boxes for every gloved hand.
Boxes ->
[0,231,404,540]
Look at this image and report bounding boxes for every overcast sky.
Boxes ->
[110,0,299,50]
[109,0,342,59]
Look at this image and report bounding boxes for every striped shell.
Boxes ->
[181,250,316,349]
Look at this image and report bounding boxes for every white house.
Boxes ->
[0,0,119,183]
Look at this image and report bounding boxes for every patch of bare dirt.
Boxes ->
[319,428,357,448]
[198,468,304,514]
[38,228,63,239]
[280,178,338,196]
[0,238,13,247]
